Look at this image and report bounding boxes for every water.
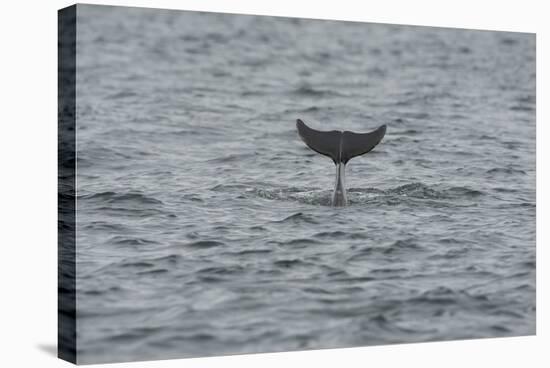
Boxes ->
[74,5,536,364]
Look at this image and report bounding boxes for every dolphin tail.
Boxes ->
[296,119,386,164]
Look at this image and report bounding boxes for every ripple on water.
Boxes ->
[274,259,313,269]
[111,236,159,246]
[275,212,319,224]
[251,182,484,207]
[283,238,322,246]
[79,191,164,205]
[486,167,527,176]
[186,240,226,248]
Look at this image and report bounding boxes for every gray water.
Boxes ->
[74,5,536,364]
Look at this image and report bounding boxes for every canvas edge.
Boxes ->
[58,3,77,365]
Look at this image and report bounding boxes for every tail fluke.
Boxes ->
[296,119,342,164]
[340,125,386,163]
[296,119,386,164]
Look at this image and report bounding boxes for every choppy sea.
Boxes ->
[73,5,535,364]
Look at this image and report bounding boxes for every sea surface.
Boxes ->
[74,5,536,364]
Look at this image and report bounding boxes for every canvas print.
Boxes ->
[58,4,536,364]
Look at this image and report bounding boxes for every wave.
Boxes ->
[273,259,314,268]
[230,249,273,256]
[206,152,258,163]
[291,84,346,98]
[347,238,424,261]
[83,221,126,231]
[197,265,246,276]
[510,105,534,112]
[249,182,483,207]
[255,188,332,206]
[313,231,367,240]
[186,240,225,248]
[111,236,159,246]
[79,191,164,205]
[107,90,138,100]
[274,212,320,224]
[486,167,527,175]
[274,238,322,247]
[119,261,155,268]
[408,286,491,306]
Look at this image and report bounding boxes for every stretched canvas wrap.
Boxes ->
[58,4,536,365]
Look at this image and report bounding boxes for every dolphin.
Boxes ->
[296,119,386,207]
